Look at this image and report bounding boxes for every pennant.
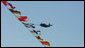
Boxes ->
[35,36,43,40]
[8,3,15,9]
[2,1,15,9]
[40,41,50,46]
[2,1,8,6]
[16,15,28,22]
[9,9,21,15]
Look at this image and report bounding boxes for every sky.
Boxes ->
[1,1,84,47]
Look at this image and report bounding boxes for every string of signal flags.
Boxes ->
[2,1,53,47]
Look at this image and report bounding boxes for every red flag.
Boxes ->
[21,16,27,19]
[2,1,15,9]
[18,16,28,21]
[18,18,25,21]
[1,1,8,6]
[8,3,15,9]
